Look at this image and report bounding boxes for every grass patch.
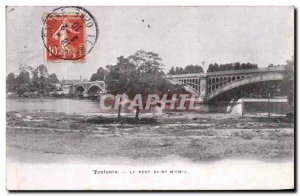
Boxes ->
[233,130,255,140]
[85,116,158,125]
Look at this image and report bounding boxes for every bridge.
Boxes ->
[59,66,285,111]
[167,66,286,111]
[61,80,106,97]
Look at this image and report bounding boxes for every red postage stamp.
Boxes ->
[42,6,98,62]
[45,14,85,61]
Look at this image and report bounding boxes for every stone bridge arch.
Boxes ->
[75,85,86,95]
[87,84,105,96]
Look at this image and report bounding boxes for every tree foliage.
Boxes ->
[106,50,186,119]
[168,65,203,75]
[281,56,294,105]
[6,64,59,95]
[207,62,258,72]
[15,71,31,95]
[90,67,108,81]
[6,72,16,93]
[48,73,59,84]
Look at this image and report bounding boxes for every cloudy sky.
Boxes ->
[6,6,294,80]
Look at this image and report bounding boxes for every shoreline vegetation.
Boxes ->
[6,92,90,99]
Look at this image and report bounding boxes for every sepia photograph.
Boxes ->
[5,6,295,190]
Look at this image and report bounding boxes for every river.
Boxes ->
[6,97,101,114]
[6,97,290,115]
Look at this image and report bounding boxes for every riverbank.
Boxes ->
[7,110,294,163]
[7,92,93,99]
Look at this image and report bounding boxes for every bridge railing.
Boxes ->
[165,73,205,79]
[73,81,105,85]
[206,66,285,76]
[166,66,285,79]
[61,80,105,85]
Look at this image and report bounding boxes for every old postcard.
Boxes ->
[6,6,294,190]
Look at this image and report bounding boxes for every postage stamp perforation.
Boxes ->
[42,6,98,62]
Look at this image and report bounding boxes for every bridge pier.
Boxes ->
[200,104,210,112]
[194,103,210,112]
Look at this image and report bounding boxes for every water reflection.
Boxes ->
[6,98,101,114]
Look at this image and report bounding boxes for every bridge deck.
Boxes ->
[167,66,285,78]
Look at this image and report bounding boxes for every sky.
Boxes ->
[6,6,294,80]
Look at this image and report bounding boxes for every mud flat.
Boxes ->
[6,111,295,190]
[6,111,294,163]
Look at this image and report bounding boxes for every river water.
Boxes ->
[7,97,291,117]
[6,98,101,114]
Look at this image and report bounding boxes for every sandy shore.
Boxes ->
[7,111,294,163]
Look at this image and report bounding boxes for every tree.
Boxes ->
[30,64,56,93]
[207,64,214,72]
[184,65,203,74]
[129,50,163,74]
[6,72,16,93]
[174,67,184,74]
[207,63,220,72]
[219,63,234,71]
[106,56,137,118]
[168,67,176,75]
[15,71,30,95]
[16,71,30,83]
[8,64,60,95]
[233,63,241,70]
[168,65,204,75]
[18,64,34,78]
[282,56,294,108]
[208,64,214,72]
[48,73,59,84]
[284,56,294,80]
[106,50,185,120]
[207,62,257,72]
[33,64,49,78]
[90,67,108,81]
[240,62,258,69]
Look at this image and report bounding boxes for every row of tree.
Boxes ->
[207,62,258,72]
[167,62,259,75]
[6,64,59,95]
[168,65,204,75]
